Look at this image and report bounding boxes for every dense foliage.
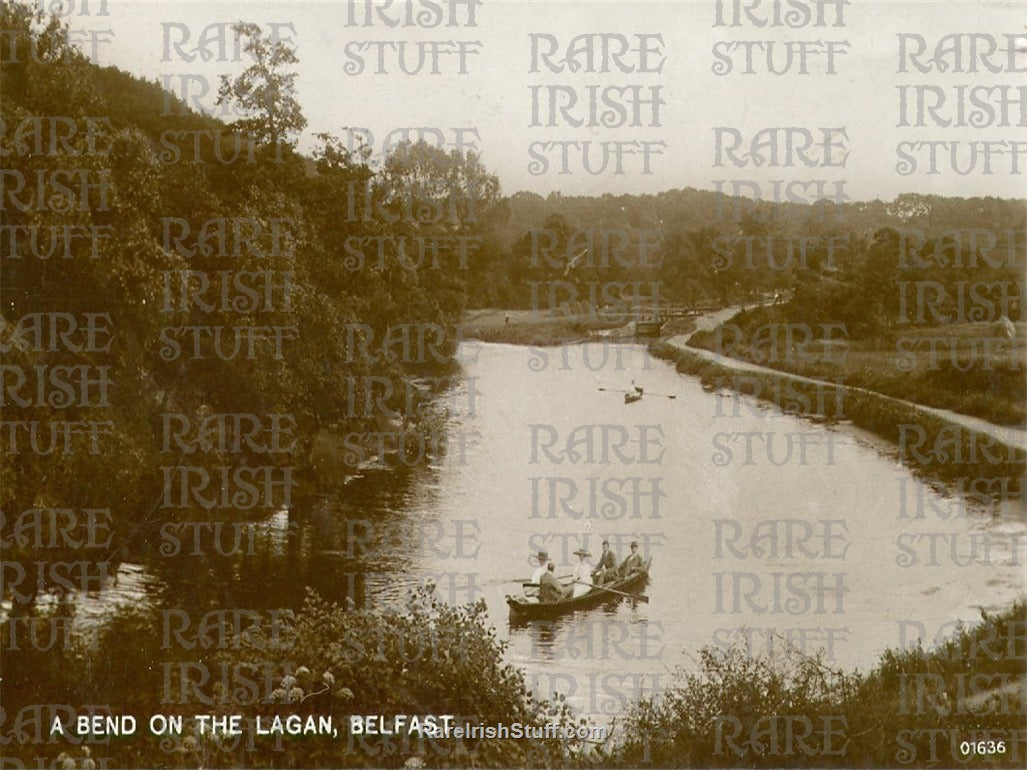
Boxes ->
[614,602,1026,768]
[0,2,502,603]
[11,588,606,768]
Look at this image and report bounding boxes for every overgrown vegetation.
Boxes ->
[0,2,501,605]
[613,602,1026,767]
[12,593,1023,768]
[11,587,606,769]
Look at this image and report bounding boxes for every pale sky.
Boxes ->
[60,0,1027,201]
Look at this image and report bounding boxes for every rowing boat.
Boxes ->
[506,558,652,620]
[624,391,642,404]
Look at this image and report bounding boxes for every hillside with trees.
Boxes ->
[1,3,507,601]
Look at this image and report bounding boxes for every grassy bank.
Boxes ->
[687,307,1027,427]
[611,600,1026,767]
[651,340,1026,496]
[460,308,696,346]
[466,318,624,346]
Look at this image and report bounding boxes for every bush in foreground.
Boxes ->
[613,602,1025,767]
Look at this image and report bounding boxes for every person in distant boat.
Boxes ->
[631,379,643,394]
[592,540,617,584]
[571,549,593,598]
[539,561,570,603]
[619,540,644,577]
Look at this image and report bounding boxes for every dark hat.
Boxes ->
[630,540,639,548]
[573,549,592,557]
[534,550,548,562]
[601,539,610,546]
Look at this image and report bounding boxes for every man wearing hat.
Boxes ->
[524,550,548,598]
[592,539,617,584]
[571,548,593,598]
[530,550,548,587]
[619,540,644,577]
[539,561,570,603]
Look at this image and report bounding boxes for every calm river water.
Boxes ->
[57,341,1027,720]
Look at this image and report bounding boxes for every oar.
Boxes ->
[521,574,572,586]
[574,580,649,603]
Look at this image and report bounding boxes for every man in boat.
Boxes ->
[618,540,644,577]
[526,550,548,598]
[571,549,593,598]
[530,550,548,584]
[538,561,570,603]
[592,540,617,584]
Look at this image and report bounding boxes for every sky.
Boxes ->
[52,0,1027,201]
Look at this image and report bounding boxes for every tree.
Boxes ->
[379,139,501,231]
[216,22,307,148]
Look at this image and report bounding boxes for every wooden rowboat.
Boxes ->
[624,391,642,404]
[506,558,652,620]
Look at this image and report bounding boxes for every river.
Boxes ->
[28,340,1027,721]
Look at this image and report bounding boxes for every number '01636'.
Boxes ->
[960,740,1006,755]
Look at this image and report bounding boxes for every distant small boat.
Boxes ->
[624,391,643,404]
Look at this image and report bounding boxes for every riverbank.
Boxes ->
[687,305,1027,427]
[659,303,1024,499]
[611,599,1027,768]
[459,308,696,346]
[652,338,1025,498]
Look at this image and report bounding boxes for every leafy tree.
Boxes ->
[379,140,501,232]
[217,22,307,148]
